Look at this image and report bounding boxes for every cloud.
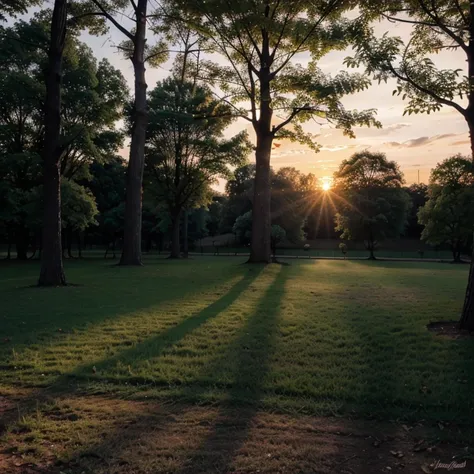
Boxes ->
[354,122,411,138]
[320,144,359,152]
[383,134,457,149]
[451,139,471,146]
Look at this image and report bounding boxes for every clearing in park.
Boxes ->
[0,257,473,473]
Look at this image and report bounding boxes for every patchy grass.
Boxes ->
[1,257,473,472]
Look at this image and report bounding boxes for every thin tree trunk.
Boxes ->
[6,237,11,260]
[15,226,29,260]
[120,0,148,266]
[38,0,67,286]
[183,209,189,258]
[170,211,181,259]
[249,134,272,263]
[77,231,82,258]
[67,227,74,258]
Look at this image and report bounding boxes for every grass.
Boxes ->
[1,257,474,472]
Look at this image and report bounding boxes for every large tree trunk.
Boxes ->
[249,133,272,263]
[119,0,148,266]
[459,18,474,329]
[38,0,67,287]
[182,209,189,258]
[170,210,181,259]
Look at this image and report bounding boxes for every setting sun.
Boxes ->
[321,177,332,191]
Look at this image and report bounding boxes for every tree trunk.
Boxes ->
[38,0,67,286]
[183,209,189,258]
[15,226,29,260]
[459,7,474,329]
[249,134,272,263]
[119,0,148,266]
[170,211,181,259]
[368,248,376,260]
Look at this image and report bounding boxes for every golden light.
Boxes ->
[321,177,332,191]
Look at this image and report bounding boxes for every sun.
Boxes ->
[321,177,332,191]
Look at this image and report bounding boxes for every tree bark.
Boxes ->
[38,0,67,286]
[183,209,189,258]
[249,133,272,263]
[119,0,148,266]
[170,210,181,259]
[459,9,474,329]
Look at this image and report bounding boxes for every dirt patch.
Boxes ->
[427,321,474,339]
[0,395,472,474]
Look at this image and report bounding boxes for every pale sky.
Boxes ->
[18,5,472,187]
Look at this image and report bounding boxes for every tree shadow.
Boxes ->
[0,258,250,373]
[175,265,289,473]
[1,264,269,466]
[22,264,284,473]
[61,264,267,387]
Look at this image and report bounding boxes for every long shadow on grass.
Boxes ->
[0,259,250,388]
[1,264,268,472]
[174,265,289,473]
[65,264,266,387]
[38,264,286,473]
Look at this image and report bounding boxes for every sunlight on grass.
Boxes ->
[1,258,473,423]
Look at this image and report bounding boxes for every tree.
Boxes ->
[271,167,310,243]
[233,211,253,246]
[39,0,68,285]
[75,0,168,266]
[347,0,474,327]
[270,224,286,261]
[0,0,40,21]
[145,77,249,258]
[334,151,411,259]
[220,164,255,233]
[0,19,127,261]
[404,183,428,239]
[168,0,380,263]
[418,156,474,263]
[87,156,126,255]
[61,179,98,257]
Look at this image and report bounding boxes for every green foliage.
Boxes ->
[61,179,99,231]
[334,151,411,256]
[233,211,253,245]
[348,1,471,120]
[339,242,348,255]
[0,0,41,21]
[165,0,381,147]
[271,167,308,243]
[145,77,250,219]
[270,224,286,254]
[418,155,474,261]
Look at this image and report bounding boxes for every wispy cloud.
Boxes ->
[384,134,457,149]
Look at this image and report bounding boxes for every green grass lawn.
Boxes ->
[1,257,473,423]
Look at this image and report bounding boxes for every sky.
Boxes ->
[19,4,471,187]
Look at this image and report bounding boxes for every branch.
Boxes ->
[389,64,466,116]
[90,0,134,41]
[416,0,468,53]
[270,0,341,79]
[272,105,314,133]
